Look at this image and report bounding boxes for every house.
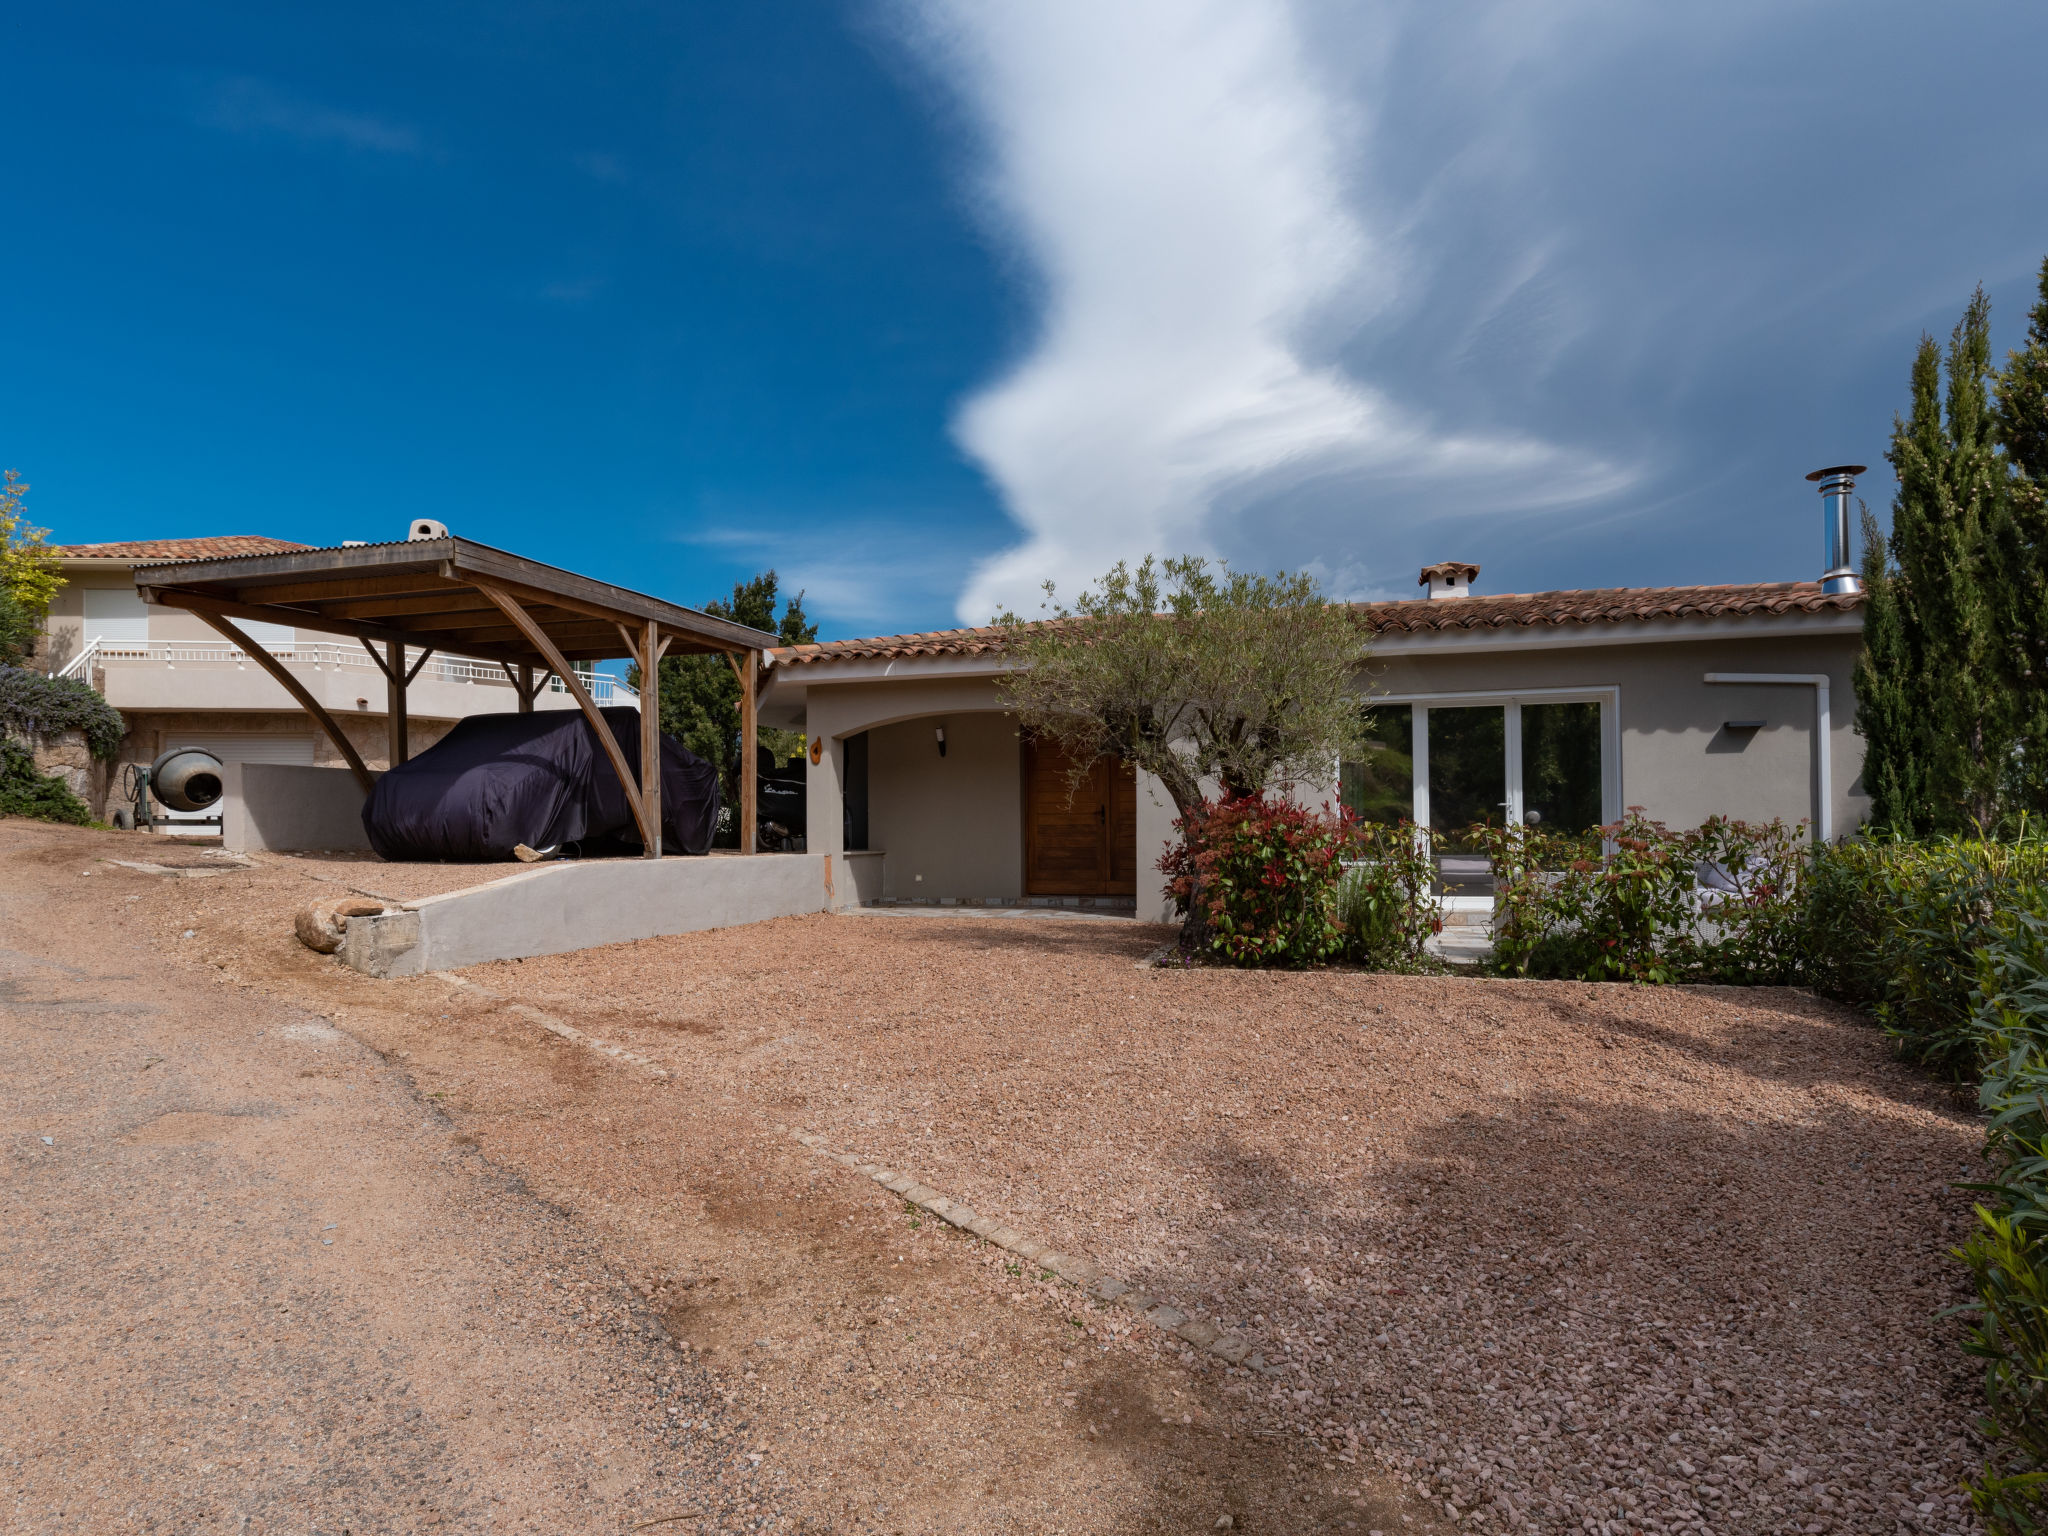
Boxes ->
[763,564,1866,924]
[41,535,636,824]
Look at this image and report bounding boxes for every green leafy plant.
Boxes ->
[1159,795,1355,968]
[1475,810,1694,983]
[0,471,60,668]
[1333,818,1439,971]
[1683,815,1810,984]
[0,666,125,759]
[1956,892,2048,1530]
[1805,834,2048,1076]
[0,738,94,824]
[1471,810,1806,985]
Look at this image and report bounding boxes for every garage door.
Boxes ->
[156,735,317,834]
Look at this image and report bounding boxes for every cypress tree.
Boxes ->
[1860,290,2012,834]
[1853,501,1927,832]
[1992,257,2048,816]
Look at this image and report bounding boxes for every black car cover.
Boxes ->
[362,707,721,862]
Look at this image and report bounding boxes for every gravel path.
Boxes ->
[466,913,1989,1535]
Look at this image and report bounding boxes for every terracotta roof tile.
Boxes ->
[51,536,313,561]
[1353,581,1862,633]
[770,582,1861,667]
[773,622,1019,666]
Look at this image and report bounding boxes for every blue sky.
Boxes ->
[5,2,2047,640]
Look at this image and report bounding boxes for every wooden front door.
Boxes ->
[1024,740,1137,897]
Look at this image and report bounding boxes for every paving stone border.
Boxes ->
[782,1127,1278,1376]
[435,974,672,1078]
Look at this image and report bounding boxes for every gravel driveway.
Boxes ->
[19,826,1991,1534]
[452,912,1988,1535]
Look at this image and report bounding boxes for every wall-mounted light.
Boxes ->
[935,726,947,758]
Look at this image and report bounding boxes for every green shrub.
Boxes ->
[1959,892,2048,1530]
[1684,815,1810,984]
[1160,796,1354,968]
[1805,836,2048,1077]
[0,666,124,758]
[1471,809,1805,985]
[1333,820,1438,971]
[0,738,94,824]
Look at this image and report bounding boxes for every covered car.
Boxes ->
[362,707,719,862]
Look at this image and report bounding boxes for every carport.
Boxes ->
[133,536,779,857]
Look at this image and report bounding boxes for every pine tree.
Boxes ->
[1992,257,2048,817]
[1860,290,2013,833]
[630,571,816,835]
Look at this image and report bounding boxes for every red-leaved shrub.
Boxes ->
[1159,795,1354,967]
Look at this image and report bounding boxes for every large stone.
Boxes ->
[295,897,389,955]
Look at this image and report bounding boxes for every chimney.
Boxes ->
[1804,465,1866,595]
[1418,560,1480,600]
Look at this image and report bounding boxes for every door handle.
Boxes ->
[1097,805,1106,824]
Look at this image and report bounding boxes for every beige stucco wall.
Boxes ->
[1363,628,1866,836]
[865,710,1024,900]
[775,614,1866,916]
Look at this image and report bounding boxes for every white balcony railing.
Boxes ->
[55,637,640,706]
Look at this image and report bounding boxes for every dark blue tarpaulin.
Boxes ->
[362,707,720,862]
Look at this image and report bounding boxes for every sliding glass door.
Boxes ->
[1520,701,1603,833]
[1340,692,1613,896]
[1341,704,1414,824]
[1426,706,1505,895]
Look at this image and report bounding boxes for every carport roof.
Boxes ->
[132,535,779,665]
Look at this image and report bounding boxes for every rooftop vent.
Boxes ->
[1804,465,1865,595]
[1419,560,1480,600]
[408,518,449,542]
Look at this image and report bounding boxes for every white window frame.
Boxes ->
[1363,686,1622,831]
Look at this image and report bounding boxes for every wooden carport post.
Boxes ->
[620,621,671,859]
[496,661,547,712]
[473,580,657,852]
[386,639,408,765]
[369,640,434,766]
[190,611,377,794]
[726,650,759,852]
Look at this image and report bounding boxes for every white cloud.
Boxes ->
[889,0,1629,623]
[201,78,422,156]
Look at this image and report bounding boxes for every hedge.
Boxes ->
[0,666,124,759]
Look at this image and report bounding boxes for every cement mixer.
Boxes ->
[115,745,225,833]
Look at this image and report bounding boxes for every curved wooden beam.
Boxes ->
[475,580,654,850]
[190,611,376,794]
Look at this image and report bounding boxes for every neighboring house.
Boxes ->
[41,535,635,824]
[762,565,1866,924]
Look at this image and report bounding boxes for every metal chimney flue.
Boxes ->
[1805,464,1866,595]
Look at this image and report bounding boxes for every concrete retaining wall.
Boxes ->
[340,852,835,977]
[223,762,381,853]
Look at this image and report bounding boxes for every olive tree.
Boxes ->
[996,555,1371,929]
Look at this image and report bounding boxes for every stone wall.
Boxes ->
[26,728,111,815]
